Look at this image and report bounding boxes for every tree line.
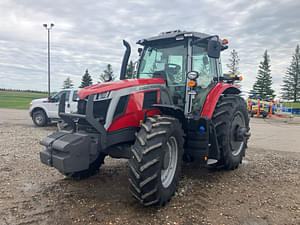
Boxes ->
[0,88,48,93]
[227,45,300,102]
[62,61,135,89]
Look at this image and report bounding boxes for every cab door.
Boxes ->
[190,44,218,114]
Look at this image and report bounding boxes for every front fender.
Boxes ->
[152,104,187,131]
[200,83,240,119]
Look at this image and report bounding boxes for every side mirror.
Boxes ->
[207,39,221,58]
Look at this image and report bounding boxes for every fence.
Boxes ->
[281,107,300,115]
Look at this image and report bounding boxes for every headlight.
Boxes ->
[187,71,199,80]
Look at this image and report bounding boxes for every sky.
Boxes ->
[0,0,299,96]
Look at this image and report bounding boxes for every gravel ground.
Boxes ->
[0,108,300,225]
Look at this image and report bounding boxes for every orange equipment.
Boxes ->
[247,99,286,119]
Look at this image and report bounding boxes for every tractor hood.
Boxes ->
[78,78,165,99]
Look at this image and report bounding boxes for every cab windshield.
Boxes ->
[138,41,187,108]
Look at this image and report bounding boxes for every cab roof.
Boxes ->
[137,30,212,45]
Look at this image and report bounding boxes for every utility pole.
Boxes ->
[43,23,54,100]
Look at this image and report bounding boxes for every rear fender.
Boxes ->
[201,83,240,119]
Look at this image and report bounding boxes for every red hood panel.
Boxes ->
[78,78,165,99]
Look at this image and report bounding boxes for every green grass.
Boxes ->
[282,102,300,108]
[0,91,48,109]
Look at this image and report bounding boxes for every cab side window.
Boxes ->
[72,91,79,101]
[52,91,70,102]
[192,45,217,88]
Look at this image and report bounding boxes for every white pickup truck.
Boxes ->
[29,89,79,126]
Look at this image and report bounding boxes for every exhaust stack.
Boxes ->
[120,40,131,80]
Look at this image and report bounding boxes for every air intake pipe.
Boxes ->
[120,40,131,80]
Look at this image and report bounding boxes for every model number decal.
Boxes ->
[138,84,164,91]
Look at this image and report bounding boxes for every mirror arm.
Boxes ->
[221,45,228,51]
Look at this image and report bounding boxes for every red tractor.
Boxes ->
[40,30,250,206]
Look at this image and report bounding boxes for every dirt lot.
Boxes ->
[0,108,299,225]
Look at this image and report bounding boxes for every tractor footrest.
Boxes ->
[185,117,220,164]
[185,146,209,163]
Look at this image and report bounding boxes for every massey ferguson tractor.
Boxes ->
[40,30,250,206]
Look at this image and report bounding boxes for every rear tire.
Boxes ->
[212,95,250,170]
[128,115,184,206]
[32,110,48,127]
[64,153,106,179]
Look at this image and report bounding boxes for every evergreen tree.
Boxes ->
[281,45,300,102]
[125,60,135,79]
[62,77,74,89]
[250,50,275,100]
[98,64,115,83]
[227,49,241,88]
[79,69,93,88]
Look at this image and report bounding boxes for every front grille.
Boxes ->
[113,95,130,120]
[143,90,158,109]
[93,99,111,120]
[77,98,111,123]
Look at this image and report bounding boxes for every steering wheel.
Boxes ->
[165,63,181,82]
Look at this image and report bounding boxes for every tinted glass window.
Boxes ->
[139,41,187,85]
[72,91,79,101]
[192,45,217,88]
[138,41,187,109]
[53,91,70,102]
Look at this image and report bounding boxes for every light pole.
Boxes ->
[43,23,54,100]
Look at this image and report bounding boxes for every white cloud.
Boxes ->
[0,0,299,96]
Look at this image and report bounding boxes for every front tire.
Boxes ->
[212,95,250,170]
[128,115,184,206]
[32,110,48,127]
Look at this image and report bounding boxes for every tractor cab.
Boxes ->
[135,31,226,117]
